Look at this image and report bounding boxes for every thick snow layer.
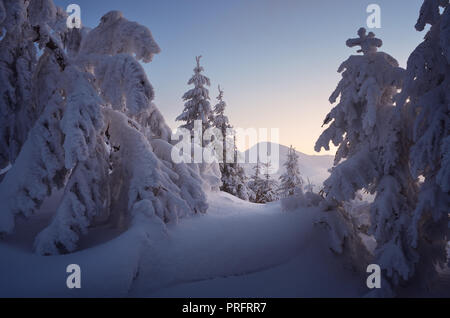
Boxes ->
[1,191,449,297]
[130,192,364,297]
[0,191,365,297]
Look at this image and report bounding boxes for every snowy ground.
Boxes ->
[131,192,364,297]
[0,191,371,297]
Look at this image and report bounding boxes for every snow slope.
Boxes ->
[0,191,366,297]
[130,191,364,297]
[242,142,334,188]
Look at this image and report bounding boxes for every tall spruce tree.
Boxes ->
[250,159,278,203]
[315,28,418,294]
[249,158,263,203]
[176,56,213,141]
[396,0,450,288]
[211,86,252,200]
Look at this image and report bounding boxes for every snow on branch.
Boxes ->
[34,139,109,255]
[82,53,155,116]
[105,109,208,223]
[60,66,103,169]
[415,0,448,31]
[80,11,161,63]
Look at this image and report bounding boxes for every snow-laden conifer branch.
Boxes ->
[0,3,211,255]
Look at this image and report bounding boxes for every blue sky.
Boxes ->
[55,0,425,154]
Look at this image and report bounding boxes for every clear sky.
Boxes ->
[55,0,425,155]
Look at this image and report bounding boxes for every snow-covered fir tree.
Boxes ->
[226,134,254,201]
[279,145,304,198]
[304,177,315,193]
[396,0,450,287]
[248,158,263,203]
[212,85,232,162]
[249,160,278,204]
[176,55,213,140]
[0,2,210,255]
[260,161,279,203]
[212,86,252,200]
[315,27,419,294]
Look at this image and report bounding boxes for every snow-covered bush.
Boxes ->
[175,56,222,191]
[0,0,65,174]
[0,1,209,255]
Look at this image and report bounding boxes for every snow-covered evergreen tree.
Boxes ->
[212,85,232,163]
[176,56,213,138]
[259,161,279,203]
[0,2,209,255]
[211,86,252,200]
[396,0,450,286]
[223,134,253,201]
[315,28,419,293]
[279,145,304,198]
[248,158,263,203]
[249,160,278,204]
[0,0,66,175]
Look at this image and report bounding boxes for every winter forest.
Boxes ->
[0,0,448,298]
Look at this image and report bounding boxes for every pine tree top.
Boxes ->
[186,55,211,89]
[176,56,213,130]
[346,27,382,55]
